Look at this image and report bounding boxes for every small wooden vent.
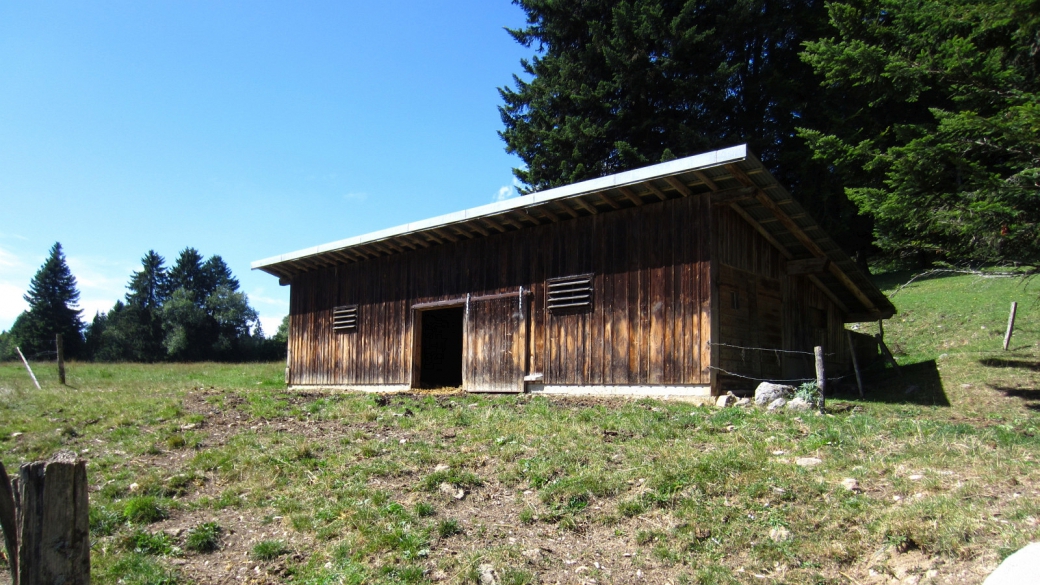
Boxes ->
[332,305,359,332]
[547,274,594,312]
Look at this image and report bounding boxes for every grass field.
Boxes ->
[0,271,1037,584]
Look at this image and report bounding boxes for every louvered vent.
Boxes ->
[332,305,358,332]
[547,274,594,312]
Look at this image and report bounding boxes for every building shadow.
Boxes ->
[832,359,950,406]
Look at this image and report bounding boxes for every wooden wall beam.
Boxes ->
[596,192,621,209]
[480,217,507,233]
[709,187,756,205]
[787,257,830,275]
[554,202,579,219]
[808,275,851,313]
[643,182,669,201]
[726,163,878,312]
[572,198,599,215]
[466,222,490,237]
[663,176,692,197]
[537,206,561,222]
[727,203,792,259]
[513,209,542,225]
[692,170,719,191]
[433,228,458,243]
[616,186,644,206]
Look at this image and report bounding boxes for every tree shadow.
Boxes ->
[979,357,1040,410]
[832,360,950,406]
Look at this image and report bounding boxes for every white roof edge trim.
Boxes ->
[252,144,748,270]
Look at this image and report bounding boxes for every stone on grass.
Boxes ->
[522,548,543,563]
[983,542,1040,585]
[439,482,465,500]
[478,563,500,585]
[769,526,792,542]
[735,398,751,407]
[795,457,822,467]
[434,464,450,472]
[716,394,735,408]
[755,383,794,406]
[840,478,861,492]
[786,396,811,412]
[767,397,787,411]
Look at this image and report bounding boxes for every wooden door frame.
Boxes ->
[409,297,468,389]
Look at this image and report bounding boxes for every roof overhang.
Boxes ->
[252,144,894,322]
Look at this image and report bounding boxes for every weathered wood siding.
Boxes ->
[287,194,713,389]
[714,205,848,392]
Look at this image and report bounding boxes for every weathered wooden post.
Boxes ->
[0,462,17,583]
[814,346,826,414]
[845,330,864,398]
[1003,302,1017,351]
[56,334,65,386]
[0,451,90,585]
[15,347,41,390]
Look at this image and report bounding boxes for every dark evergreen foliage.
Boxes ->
[10,242,85,358]
[799,0,1040,266]
[499,0,875,256]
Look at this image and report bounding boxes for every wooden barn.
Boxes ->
[253,145,894,398]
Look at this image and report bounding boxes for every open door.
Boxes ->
[464,290,527,392]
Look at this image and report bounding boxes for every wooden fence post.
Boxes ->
[56,334,65,386]
[0,462,18,583]
[8,451,91,585]
[1003,302,1018,351]
[15,347,41,390]
[815,346,826,414]
[845,330,864,398]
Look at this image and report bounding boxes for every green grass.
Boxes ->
[1,273,1038,583]
[184,521,221,553]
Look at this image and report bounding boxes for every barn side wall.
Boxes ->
[713,206,849,394]
[286,194,713,388]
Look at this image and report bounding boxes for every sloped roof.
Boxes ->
[253,144,894,322]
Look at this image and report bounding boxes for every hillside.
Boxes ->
[0,270,1037,585]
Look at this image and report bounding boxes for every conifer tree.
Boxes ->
[10,242,85,358]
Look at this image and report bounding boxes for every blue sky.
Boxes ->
[0,1,533,334]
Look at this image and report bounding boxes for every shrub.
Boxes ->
[185,522,222,553]
[251,540,289,561]
[437,519,463,538]
[123,497,169,524]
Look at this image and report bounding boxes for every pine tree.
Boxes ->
[168,248,207,301]
[799,0,1040,266]
[127,250,170,309]
[498,0,872,255]
[10,242,85,358]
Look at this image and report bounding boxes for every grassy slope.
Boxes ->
[0,272,1037,585]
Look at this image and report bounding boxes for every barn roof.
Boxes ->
[253,144,894,322]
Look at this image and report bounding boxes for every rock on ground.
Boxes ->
[755,383,794,406]
[767,397,788,411]
[716,394,735,407]
[840,478,861,492]
[795,457,822,467]
[478,563,500,585]
[786,396,811,411]
[983,542,1040,584]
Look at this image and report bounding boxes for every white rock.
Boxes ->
[716,394,735,407]
[522,548,542,563]
[840,478,861,492]
[129,482,140,492]
[767,398,787,411]
[909,474,924,481]
[735,398,751,407]
[769,526,792,542]
[478,563,500,585]
[755,383,795,406]
[786,397,811,412]
[795,457,822,467]
[434,464,450,472]
[984,543,1040,584]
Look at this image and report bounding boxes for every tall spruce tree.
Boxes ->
[10,242,85,358]
[799,0,1040,266]
[499,0,873,255]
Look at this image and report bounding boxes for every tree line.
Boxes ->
[0,243,286,363]
[501,0,1039,269]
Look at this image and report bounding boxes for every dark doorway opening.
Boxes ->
[418,307,464,388]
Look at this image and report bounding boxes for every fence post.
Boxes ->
[0,462,17,582]
[1003,302,1018,351]
[15,347,41,390]
[16,451,91,585]
[56,334,65,386]
[814,346,826,414]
